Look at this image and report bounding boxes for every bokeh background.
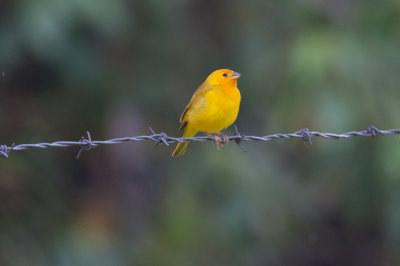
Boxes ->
[1,0,400,265]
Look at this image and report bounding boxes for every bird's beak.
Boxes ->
[231,72,241,79]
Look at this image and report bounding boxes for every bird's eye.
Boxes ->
[222,73,228,77]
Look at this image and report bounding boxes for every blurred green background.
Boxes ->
[1,0,400,265]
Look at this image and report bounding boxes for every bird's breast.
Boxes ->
[188,86,241,133]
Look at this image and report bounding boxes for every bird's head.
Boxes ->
[206,69,241,86]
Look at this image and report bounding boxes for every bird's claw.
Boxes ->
[218,132,229,144]
[206,132,229,151]
[213,135,223,151]
[215,133,229,151]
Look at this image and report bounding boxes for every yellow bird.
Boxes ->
[172,69,241,157]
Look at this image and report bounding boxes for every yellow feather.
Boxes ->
[172,69,241,157]
[172,126,198,157]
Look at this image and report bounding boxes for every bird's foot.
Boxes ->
[218,132,229,144]
[206,133,224,151]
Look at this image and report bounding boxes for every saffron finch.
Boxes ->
[172,69,241,157]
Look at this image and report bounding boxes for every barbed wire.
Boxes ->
[0,125,399,159]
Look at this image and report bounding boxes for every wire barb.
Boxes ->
[76,131,95,159]
[0,143,14,158]
[232,124,247,152]
[365,125,380,137]
[297,128,313,144]
[149,127,170,147]
[0,125,399,159]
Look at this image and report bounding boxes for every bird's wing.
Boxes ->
[179,82,214,130]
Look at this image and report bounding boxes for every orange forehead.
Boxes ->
[211,69,234,76]
[205,69,239,86]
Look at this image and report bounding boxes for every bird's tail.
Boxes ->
[172,126,198,157]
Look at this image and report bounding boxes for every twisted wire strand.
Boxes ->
[0,125,399,159]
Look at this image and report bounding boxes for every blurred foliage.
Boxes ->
[1,0,400,265]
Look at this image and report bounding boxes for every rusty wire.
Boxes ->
[0,125,399,159]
